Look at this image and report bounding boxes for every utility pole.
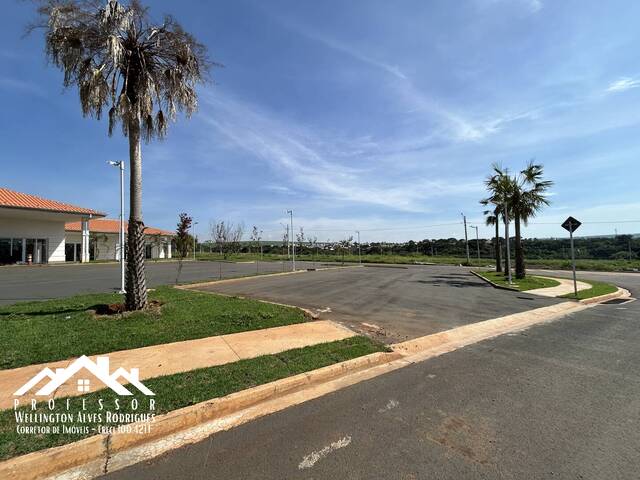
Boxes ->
[108,161,126,294]
[356,230,361,264]
[287,210,295,271]
[470,225,480,262]
[503,202,512,285]
[461,213,470,264]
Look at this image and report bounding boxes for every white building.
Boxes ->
[0,187,174,265]
[0,187,105,264]
[65,219,173,261]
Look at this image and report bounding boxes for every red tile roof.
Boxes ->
[0,188,106,217]
[65,219,174,236]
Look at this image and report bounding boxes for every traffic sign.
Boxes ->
[561,216,581,232]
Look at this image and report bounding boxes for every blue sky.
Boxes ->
[2,0,640,242]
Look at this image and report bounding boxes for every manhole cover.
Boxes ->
[600,298,634,305]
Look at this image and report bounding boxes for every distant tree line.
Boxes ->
[194,234,638,261]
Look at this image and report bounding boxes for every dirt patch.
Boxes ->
[90,300,164,317]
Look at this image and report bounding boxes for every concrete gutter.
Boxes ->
[0,292,621,480]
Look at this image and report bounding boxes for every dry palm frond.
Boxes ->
[32,0,214,141]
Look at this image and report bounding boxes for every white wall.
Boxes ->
[66,232,118,261]
[65,232,173,261]
[0,217,66,263]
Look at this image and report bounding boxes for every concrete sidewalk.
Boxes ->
[0,320,354,410]
[527,276,591,297]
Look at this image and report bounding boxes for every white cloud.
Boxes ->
[197,91,482,213]
[279,20,407,80]
[606,77,640,93]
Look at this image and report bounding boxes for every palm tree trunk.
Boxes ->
[495,220,502,273]
[514,212,525,279]
[503,218,509,275]
[125,117,148,310]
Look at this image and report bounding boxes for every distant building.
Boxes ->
[65,219,174,261]
[0,187,173,265]
[0,187,105,264]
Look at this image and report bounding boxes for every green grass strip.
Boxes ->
[0,286,307,370]
[473,270,561,291]
[560,280,618,300]
[0,336,387,461]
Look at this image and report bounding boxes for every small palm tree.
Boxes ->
[482,207,502,273]
[34,0,211,309]
[512,162,553,278]
[482,164,513,274]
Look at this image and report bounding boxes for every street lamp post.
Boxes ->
[287,210,295,271]
[470,225,480,262]
[356,230,361,264]
[108,161,126,294]
[461,213,470,264]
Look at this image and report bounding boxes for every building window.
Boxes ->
[0,238,10,264]
[11,238,23,263]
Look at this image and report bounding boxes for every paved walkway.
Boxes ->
[1,320,354,410]
[527,276,592,297]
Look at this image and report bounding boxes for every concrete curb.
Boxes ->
[469,270,519,291]
[1,287,622,479]
[579,286,631,305]
[0,351,400,480]
[175,264,362,290]
[180,287,321,320]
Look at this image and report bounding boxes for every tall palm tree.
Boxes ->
[481,164,513,274]
[511,162,553,279]
[34,0,211,310]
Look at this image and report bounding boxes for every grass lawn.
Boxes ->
[196,252,640,273]
[560,280,619,300]
[0,286,307,370]
[0,336,387,461]
[473,270,561,291]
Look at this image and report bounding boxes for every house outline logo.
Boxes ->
[14,355,154,396]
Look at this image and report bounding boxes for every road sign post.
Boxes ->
[561,216,582,298]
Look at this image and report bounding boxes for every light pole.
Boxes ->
[470,225,480,262]
[193,221,198,261]
[356,230,361,264]
[108,161,126,294]
[461,213,470,264]
[287,210,295,271]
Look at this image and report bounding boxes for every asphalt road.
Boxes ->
[0,260,320,305]
[192,265,563,342]
[105,272,640,480]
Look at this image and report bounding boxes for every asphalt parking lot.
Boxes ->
[0,260,320,305]
[191,264,564,342]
